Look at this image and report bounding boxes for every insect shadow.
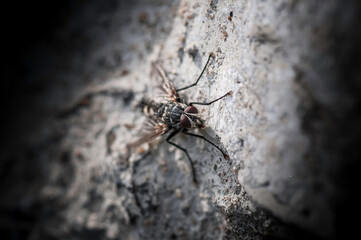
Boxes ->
[128,52,232,185]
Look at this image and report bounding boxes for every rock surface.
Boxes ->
[2,0,361,239]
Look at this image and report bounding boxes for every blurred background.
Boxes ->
[1,0,361,239]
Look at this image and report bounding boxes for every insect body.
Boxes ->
[130,52,231,184]
[143,100,203,129]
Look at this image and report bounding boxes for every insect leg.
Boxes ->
[166,129,198,184]
[176,52,214,92]
[189,91,232,106]
[182,130,229,159]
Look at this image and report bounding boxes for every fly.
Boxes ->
[129,52,232,184]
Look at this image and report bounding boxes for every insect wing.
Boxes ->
[151,62,181,102]
[128,122,169,148]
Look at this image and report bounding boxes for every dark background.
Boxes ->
[3,0,74,142]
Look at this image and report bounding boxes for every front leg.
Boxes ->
[166,129,198,184]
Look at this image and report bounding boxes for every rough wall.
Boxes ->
[2,0,360,239]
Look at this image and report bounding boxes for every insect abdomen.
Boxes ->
[140,98,161,118]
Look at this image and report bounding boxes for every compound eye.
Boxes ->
[184,106,198,114]
[180,114,191,128]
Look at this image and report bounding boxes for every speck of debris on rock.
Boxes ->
[228,11,233,21]
[222,30,228,41]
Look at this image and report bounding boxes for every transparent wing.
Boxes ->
[151,62,181,102]
[128,121,169,148]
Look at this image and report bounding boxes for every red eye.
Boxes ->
[184,106,198,114]
[180,114,191,128]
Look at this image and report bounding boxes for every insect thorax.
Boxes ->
[158,101,187,128]
[141,99,187,128]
